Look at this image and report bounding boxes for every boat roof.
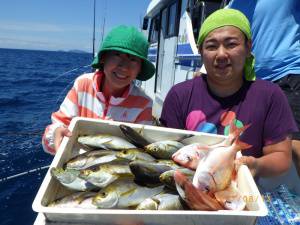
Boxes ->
[146,0,171,18]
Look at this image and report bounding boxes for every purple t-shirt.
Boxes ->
[160,75,298,157]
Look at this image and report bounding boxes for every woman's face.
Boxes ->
[102,50,142,92]
[200,26,251,85]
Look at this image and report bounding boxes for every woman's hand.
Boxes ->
[54,126,72,151]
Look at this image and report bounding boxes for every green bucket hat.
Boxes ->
[197,8,256,81]
[91,25,155,81]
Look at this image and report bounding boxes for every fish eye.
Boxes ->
[204,186,210,192]
[100,192,107,198]
[123,150,127,154]
[82,171,87,175]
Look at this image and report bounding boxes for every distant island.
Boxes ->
[57,49,91,54]
[0,47,92,54]
[68,49,90,54]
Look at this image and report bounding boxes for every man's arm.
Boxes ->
[239,137,292,177]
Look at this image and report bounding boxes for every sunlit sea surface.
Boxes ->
[0,48,93,225]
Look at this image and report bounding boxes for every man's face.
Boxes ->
[102,50,142,91]
[200,26,251,85]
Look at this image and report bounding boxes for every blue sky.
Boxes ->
[0,0,150,52]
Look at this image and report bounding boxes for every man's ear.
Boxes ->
[198,45,203,55]
[246,39,252,57]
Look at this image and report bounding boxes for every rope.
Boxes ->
[49,64,91,84]
[53,64,92,104]
[0,165,50,182]
[0,65,93,183]
[0,131,43,136]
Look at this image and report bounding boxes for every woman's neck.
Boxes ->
[101,77,127,100]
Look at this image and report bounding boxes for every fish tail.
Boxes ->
[229,120,251,138]
[228,120,252,151]
[234,138,252,151]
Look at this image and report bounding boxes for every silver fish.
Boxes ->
[119,124,151,148]
[129,160,180,183]
[145,140,184,159]
[78,134,136,150]
[65,149,118,170]
[92,178,164,209]
[79,160,133,188]
[51,167,98,191]
[136,192,183,210]
[48,192,97,209]
[159,168,195,190]
[116,148,156,162]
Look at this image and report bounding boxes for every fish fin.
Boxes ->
[229,122,252,150]
[237,123,251,136]
[119,124,150,148]
[231,168,237,182]
[228,121,251,142]
[234,139,252,151]
[176,134,194,142]
[174,171,223,210]
[96,137,113,145]
[77,142,94,151]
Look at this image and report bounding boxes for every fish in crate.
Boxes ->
[174,120,252,211]
[49,121,252,211]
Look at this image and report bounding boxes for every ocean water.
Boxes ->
[0,48,93,225]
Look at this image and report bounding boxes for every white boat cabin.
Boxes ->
[141,0,229,118]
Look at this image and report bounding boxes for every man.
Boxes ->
[227,0,300,177]
[160,9,298,178]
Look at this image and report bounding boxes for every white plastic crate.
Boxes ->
[32,117,268,225]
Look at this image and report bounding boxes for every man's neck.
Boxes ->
[206,76,244,98]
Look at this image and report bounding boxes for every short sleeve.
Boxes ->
[263,86,298,145]
[160,87,185,129]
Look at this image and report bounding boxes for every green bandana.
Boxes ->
[198,8,256,81]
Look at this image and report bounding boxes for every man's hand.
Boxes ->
[235,156,258,177]
[54,126,72,151]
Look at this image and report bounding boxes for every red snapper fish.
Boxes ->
[172,143,210,170]
[192,122,252,193]
[214,180,246,211]
[174,171,224,210]
[172,120,247,170]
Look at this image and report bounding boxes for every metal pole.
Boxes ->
[101,0,106,44]
[92,0,96,58]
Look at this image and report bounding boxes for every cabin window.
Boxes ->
[149,16,159,43]
[168,2,178,36]
[161,8,168,38]
[190,0,224,43]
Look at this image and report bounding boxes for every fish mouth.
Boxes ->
[195,171,217,193]
[93,192,119,208]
